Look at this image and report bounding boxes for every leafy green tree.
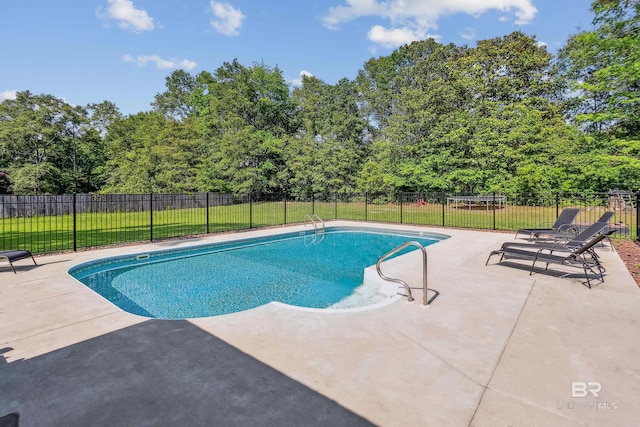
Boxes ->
[10,163,63,194]
[87,101,122,135]
[558,0,640,137]
[80,101,122,191]
[152,70,199,120]
[381,41,468,191]
[0,91,102,193]
[192,60,298,194]
[0,91,69,167]
[201,60,296,136]
[287,75,324,197]
[101,112,202,193]
[290,76,369,197]
[372,33,583,195]
[463,32,558,106]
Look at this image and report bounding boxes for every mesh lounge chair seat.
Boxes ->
[0,250,37,273]
[566,211,616,235]
[486,233,611,288]
[500,227,616,271]
[503,222,611,252]
[533,211,616,242]
[514,207,580,241]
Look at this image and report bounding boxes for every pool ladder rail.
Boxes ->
[303,214,325,246]
[376,241,432,306]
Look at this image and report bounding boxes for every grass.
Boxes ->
[1,201,636,254]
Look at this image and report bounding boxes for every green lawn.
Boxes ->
[1,201,635,254]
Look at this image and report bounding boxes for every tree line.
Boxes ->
[1,0,638,198]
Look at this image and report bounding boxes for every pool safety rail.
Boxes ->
[303,214,325,246]
[304,214,325,235]
[376,241,430,306]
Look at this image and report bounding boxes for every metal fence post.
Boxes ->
[249,192,253,229]
[73,193,77,251]
[492,192,496,230]
[365,192,368,221]
[556,192,560,218]
[334,193,338,219]
[636,192,639,241]
[399,192,403,224]
[150,192,153,242]
[441,193,446,227]
[206,192,210,234]
[283,193,287,225]
[312,194,315,215]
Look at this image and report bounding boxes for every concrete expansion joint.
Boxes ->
[27,289,87,303]
[472,386,582,425]
[369,311,485,389]
[468,280,537,425]
[4,310,122,347]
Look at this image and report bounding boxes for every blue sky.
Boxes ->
[1,0,594,115]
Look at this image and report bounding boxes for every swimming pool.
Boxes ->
[69,226,448,319]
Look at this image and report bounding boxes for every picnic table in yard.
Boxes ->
[446,195,506,210]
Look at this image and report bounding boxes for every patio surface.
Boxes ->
[1,221,639,426]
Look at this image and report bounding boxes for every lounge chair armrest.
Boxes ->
[548,241,570,250]
[536,247,560,255]
[556,224,578,233]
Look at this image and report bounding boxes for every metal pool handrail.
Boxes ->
[376,241,429,305]
[304,214,325,235]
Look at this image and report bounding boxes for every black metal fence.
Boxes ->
[1,191,638,254]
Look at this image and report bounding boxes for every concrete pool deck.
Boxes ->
[1,221,639,426]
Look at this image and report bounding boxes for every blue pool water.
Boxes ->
[69,227,447,319]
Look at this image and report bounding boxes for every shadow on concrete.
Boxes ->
[0,320,373,427]
[1,259,72,275]
[488,261,605,287]
[0,264,39,274]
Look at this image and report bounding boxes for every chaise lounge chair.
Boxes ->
[503,222,611,252]
[0,250,37,273]
[486,232,612,288]
[528,212,615,244]
[514,207,580,241]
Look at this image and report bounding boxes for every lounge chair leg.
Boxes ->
[583,264,592,288]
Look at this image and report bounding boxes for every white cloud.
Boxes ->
[0,90,18,102]
[460,27,475,41]
[323,0,538,48]
[105,0,155,32]
[123,55,197,70]
[323,0,389,30]
[535,40,548,48]
[210,1,245,36]
[367,25,440,48]
[368,26,425,48]
[290,70,314,87]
